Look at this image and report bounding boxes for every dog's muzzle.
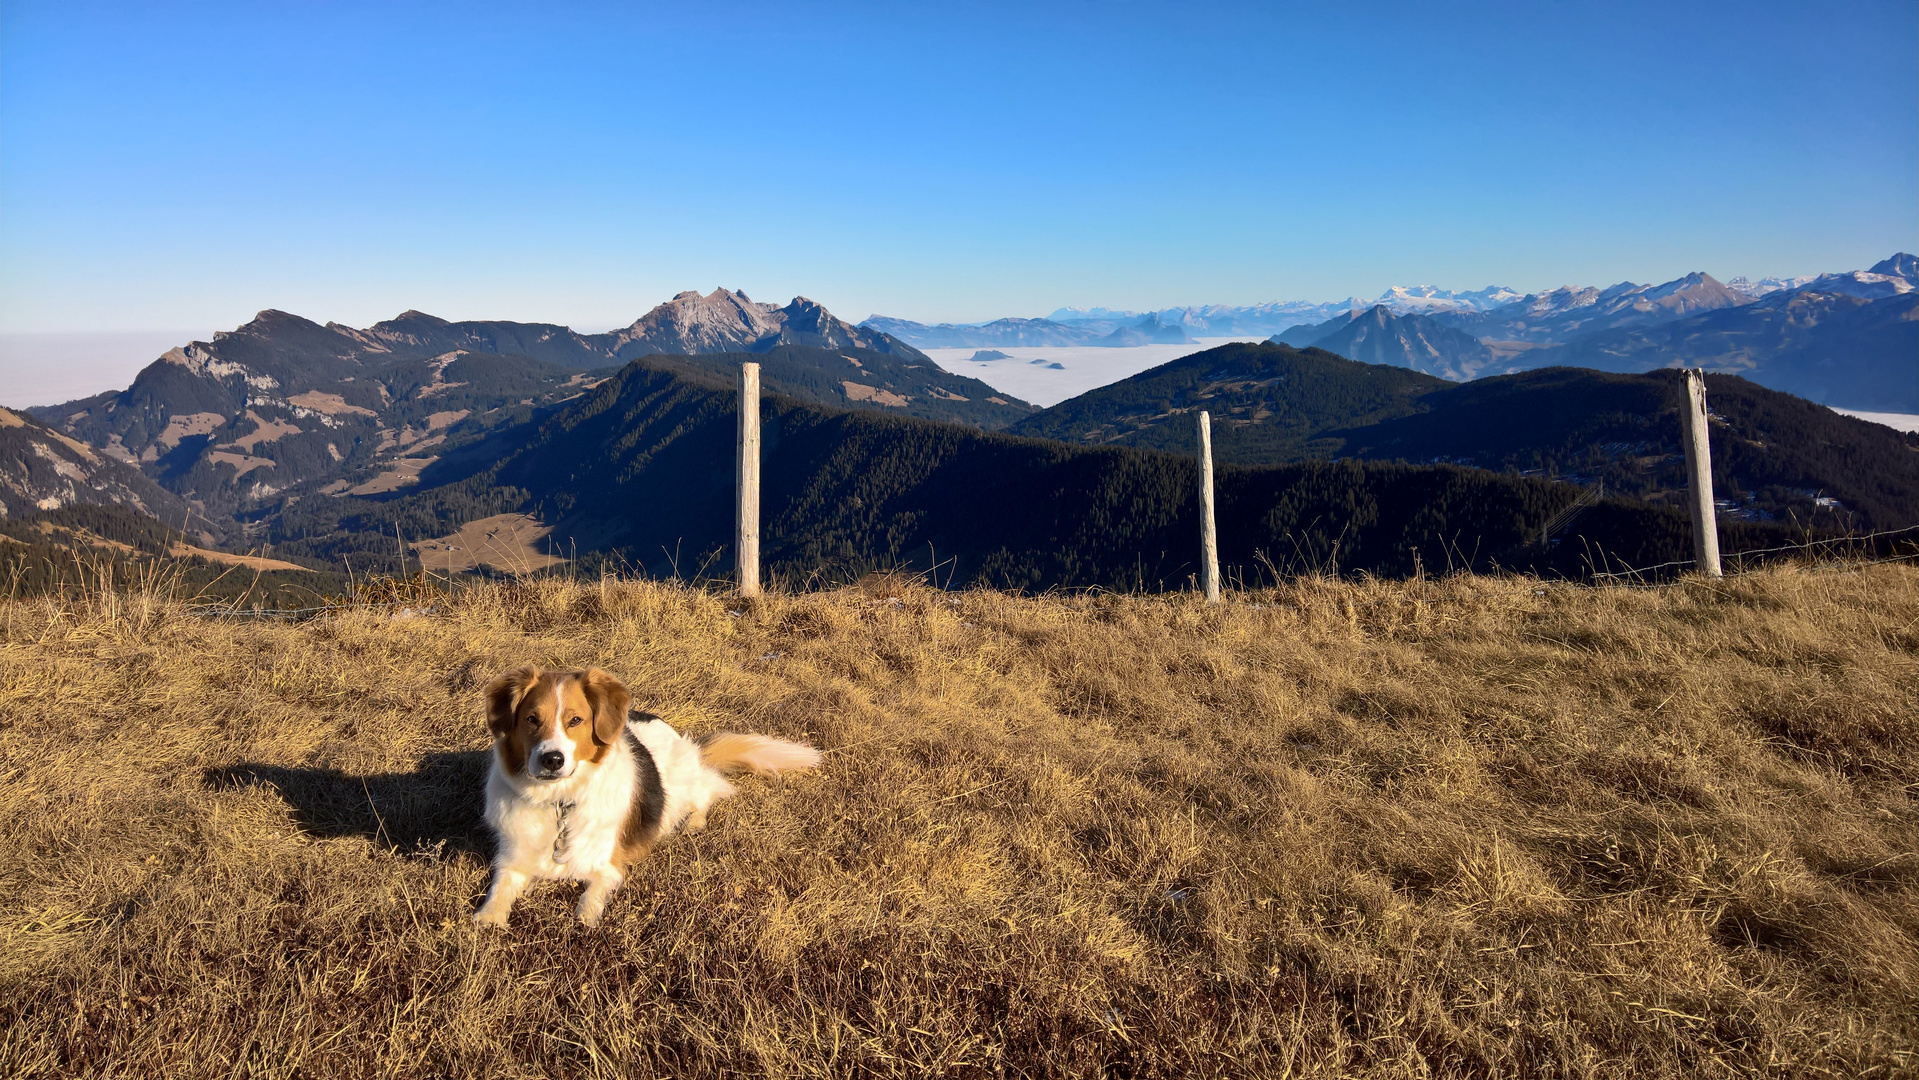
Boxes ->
[528,742,573,779]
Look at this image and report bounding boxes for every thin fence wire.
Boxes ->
[162,523,1919,622]
[181,600,421,620]
[1586,522,1919,584]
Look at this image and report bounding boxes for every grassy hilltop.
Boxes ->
[1,565,1915,1077]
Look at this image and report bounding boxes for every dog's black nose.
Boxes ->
[538,750,566,772]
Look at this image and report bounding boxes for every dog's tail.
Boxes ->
[697,733,823,778]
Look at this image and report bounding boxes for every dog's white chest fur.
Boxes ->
[483,726,640,882]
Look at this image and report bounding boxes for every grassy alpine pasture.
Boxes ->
[0,564,1915,1078]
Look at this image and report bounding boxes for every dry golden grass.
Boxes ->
[0,564,1915,1078]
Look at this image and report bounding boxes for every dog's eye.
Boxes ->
[567,716,584,728]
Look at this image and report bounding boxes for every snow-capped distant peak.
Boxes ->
[1794,271,1914,300]
[1047,306,1140,322]
[1727,275,1817,298]
[1868,253,1918,285]
[1375,284,1523,313]
[1511,286,1603,316]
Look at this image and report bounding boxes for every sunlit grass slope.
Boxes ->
[1,565,1915,1077]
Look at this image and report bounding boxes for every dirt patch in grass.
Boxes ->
[163,542,308,573]
[843,380,911,407]
[347,455,438,496]
[218,410,303,452]
[288,391,377,418]
[0,564,1914,1077]
[410,513,564,575]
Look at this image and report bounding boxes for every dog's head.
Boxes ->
[483,666,632,781]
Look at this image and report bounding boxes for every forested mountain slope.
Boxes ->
[0,406,218,537]
[262,357,1810,588]
[32,310,608,518]
[648,344,1035,429]
[1330,367,1919,530]
[22,298,1019,522]
[1005,342,1447,460]
[1007,343,1919,531]
[0,503,337,604]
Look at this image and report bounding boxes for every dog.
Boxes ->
[474,665,820,927]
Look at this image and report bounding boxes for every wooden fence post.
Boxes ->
[737,362,762,597]
[1198,411,1220,602]
[1679,368,1722,578]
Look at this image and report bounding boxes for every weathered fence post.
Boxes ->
[1679,368,1722,578]
[1198,410,1221,603]
[737,362,762,597]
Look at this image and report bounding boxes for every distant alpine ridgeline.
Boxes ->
[24,289,1032,520]
[861,286,1529,349]
[861,313,1198,349]
[867,254,1919,412]
[5,270,1914,593]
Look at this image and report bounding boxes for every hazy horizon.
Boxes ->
[2,231,1912,408]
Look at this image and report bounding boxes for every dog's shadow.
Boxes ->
[204,751,493,861]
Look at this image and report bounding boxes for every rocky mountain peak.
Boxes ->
[604,289,919,360]
[1870,253,1918,284]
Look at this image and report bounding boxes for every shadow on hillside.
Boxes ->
[204,751,492,860]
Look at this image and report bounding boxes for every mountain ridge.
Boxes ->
[1510,290,1919,412]
[24,293,1005,520]
[1276,305,1496,380]
[0,406,222,538]
[1004,341,1919,530]
[263,352,1811,587]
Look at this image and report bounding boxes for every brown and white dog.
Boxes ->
[474,665,820,927]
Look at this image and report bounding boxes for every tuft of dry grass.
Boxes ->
[1,564,1915,1078]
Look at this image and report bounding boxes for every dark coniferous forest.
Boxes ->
[1008,343,1919,531]
[12,331,1914,595]
[257,357,1841,590]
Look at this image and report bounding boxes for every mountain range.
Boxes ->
[866,291,1520,350]
[358,288,921,365]
[1432,271,1757,344]
[1515,290,1919,410]
[1265,262,1916,410]
[872,255,1918,411]
[25,292,1025,520]
[7,274,1915,595]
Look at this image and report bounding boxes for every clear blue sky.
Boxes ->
[2,0,1914,333]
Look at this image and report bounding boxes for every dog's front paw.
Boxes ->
[472,908,510,929]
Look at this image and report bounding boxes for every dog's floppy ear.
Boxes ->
[484,666,541,737]
[581,668,632,746]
